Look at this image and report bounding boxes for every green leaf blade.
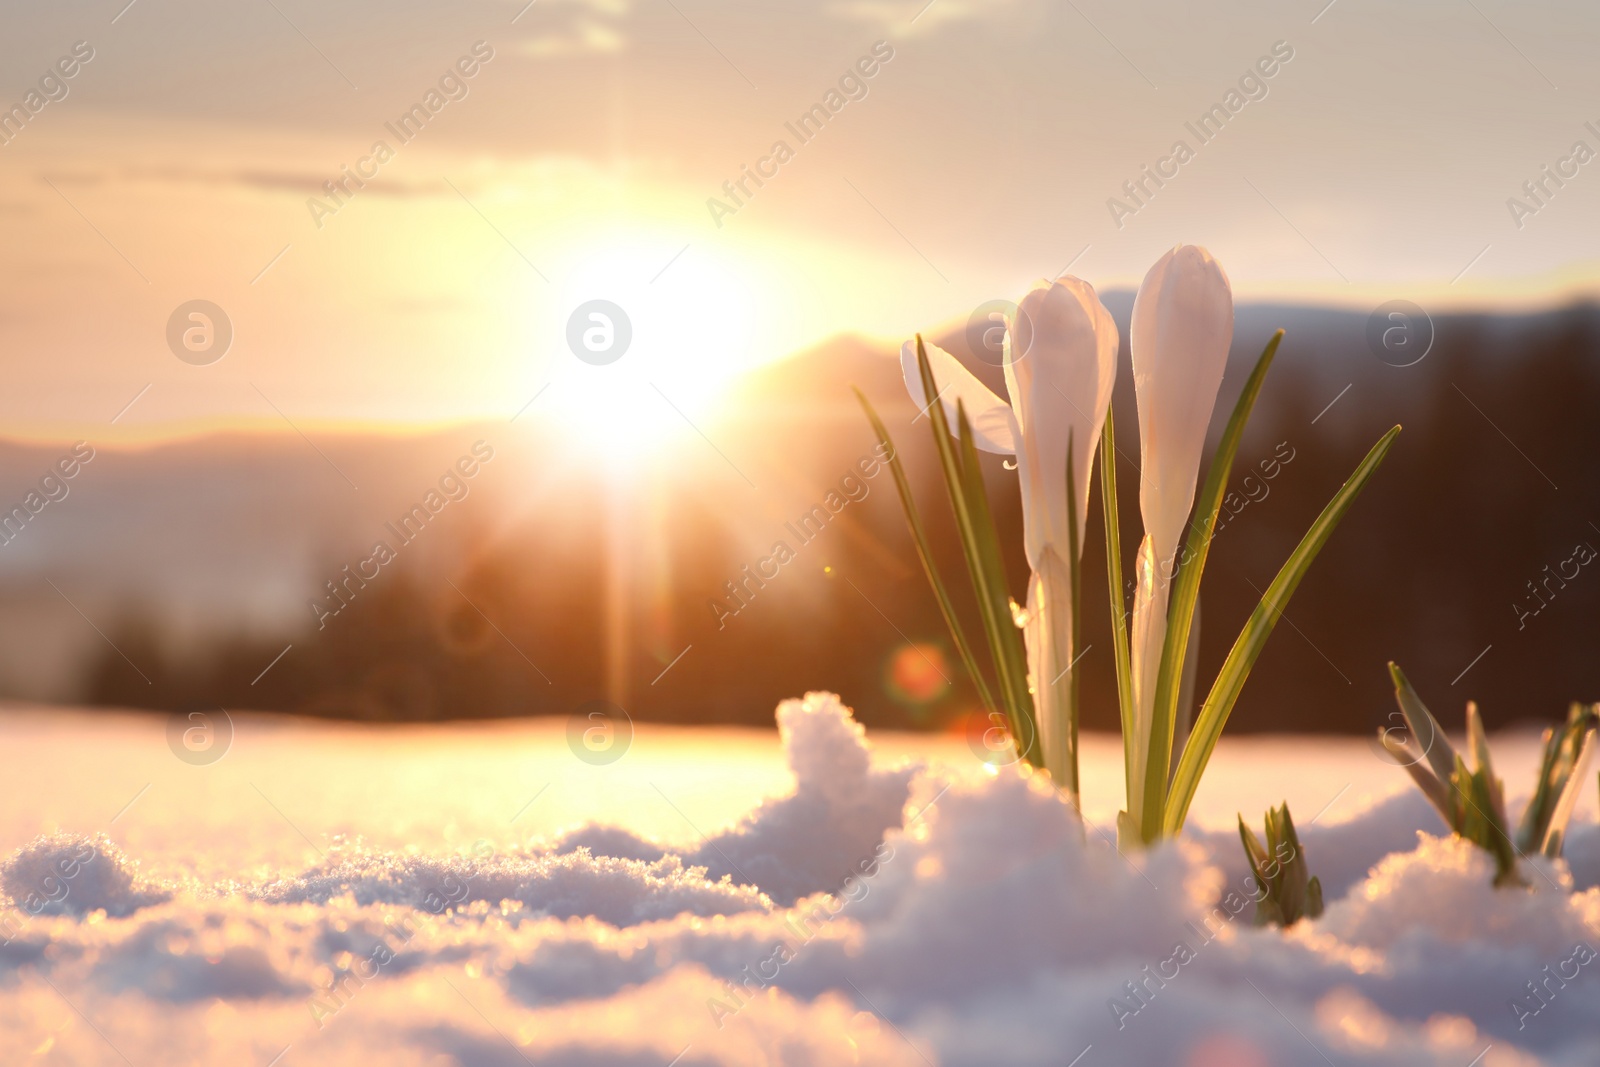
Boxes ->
[1140,329,1283,844]
[906,337,1037,765]
[954,401,1040,765]
[1063,431,1082,803]
[1099,412,1137,812]
[853,386,998,716]
[1165,423,1402,834]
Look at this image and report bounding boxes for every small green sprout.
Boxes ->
[1379,663,1597,887]
[1517,701,1599,857]
[1238,802,1324,927]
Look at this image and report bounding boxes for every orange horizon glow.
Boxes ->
[5,4,1600,446]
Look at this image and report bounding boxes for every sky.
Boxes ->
[0,0,1596,436]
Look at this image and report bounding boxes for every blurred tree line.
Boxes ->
[86,300,1600,737]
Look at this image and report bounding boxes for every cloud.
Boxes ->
[37,167,448,199]
[826,0,1030,35]
[512,0,633,56]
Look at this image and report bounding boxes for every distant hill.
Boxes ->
[2,298,1598,739]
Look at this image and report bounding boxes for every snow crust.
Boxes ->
[4,692,1597,1065]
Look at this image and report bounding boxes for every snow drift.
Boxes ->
[3,691,1597,1065]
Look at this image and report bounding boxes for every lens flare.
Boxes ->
[883,643,951,707]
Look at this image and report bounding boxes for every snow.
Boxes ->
[2,694,1598,1065]
[1,832,166,917]
[255,844,774,925]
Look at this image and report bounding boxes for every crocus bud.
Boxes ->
[899,339,1017,455]
[1131,245,1233,578]
[1008,279,1117,793]
[1127,245,1233,824]
[1008,278,1119,575]
[898,278,1117,795]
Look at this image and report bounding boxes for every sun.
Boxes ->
[531,234,762,469]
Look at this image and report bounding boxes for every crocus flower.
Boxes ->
[1126,245,1233,823]
[902,277,1118,790]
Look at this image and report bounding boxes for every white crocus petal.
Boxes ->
[1127,245,1233,824]
[1007,278,1119,573]
[1130,245,1234,574]
[1003,278,1117,795]
[1023,546,1074,788]
[898,339,1018,455]
[1127,535,1162,823]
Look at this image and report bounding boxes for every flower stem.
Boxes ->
[1099,413,1136,815]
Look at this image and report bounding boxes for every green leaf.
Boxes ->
[1537,708,1597,858]
[1466,701,1513,835]
[1456,760,1519,886]
[1389,662,1459,788]
[908,335,1039,762]
[1466,701,1493,777]
[1517,723,1564,853]
[1242,802,1323,926]
[1237,814,1270,877]
[853,387,998,717]
[954,401,1039,764]
[911,338,1037,760]
[1274,804,1309,923]
[1452,755,1481,849]
[1381,726,1455,824]
[1140,331,1283,843]
[1099,412,1136,811]
[1518,704,1598,857]
[1306,875,1324,919]
[1165,424,1402,834]
[1063,431,1082,803]
[1116,809,1140,851]
[1541,738,1595,858]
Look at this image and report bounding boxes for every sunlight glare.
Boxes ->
[540,235,759,470]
